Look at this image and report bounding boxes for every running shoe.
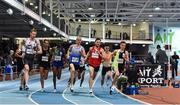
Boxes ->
[41,88,45,92]
[53,89,57,93]
[19,86,23,91]
[89,89,93,94]
[25,85,29,91]
[70,87,74,93]
[110,86,114,95]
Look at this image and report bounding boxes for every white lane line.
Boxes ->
[28,72,70,105]
[92,65,113,105]
[62,88,78,105]
[62,73,87,105]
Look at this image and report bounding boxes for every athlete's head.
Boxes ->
[43,39,49,48]
[76,36,82,45]
[95,38,101,47]
[119,41,126,50]
[30,28,37,39]
[104,44,110,52]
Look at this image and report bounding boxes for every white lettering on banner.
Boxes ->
[92,52,99,58]
[72,57,79,62]
[42,56,48,61]
[55,56,61,61]
[139,67,151,77]
[138,65,164,85]
[139,78,164,84]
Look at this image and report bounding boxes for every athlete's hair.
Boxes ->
[30,28,37,33]
[43,39,48,43]
[95,38,101,42]
[120,41,126,45]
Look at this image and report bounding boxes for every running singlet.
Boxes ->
[88,46,103,67]
[103,52,112,67]
[53,48,64,62]
[24,38,40,55]
[69,44,84,65]
[112,50,126,68]
[41,48,50,62]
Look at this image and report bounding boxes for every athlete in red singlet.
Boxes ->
[85,38,104,94]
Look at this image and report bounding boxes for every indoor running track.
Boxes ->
[0,68,148,105]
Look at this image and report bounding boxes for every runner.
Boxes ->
[85,38,104,94]
[15,40,25,90]
[101,44,112,88]
[110,41,129,95]
[51,43,66,92]
[78,56,86,87]
[68,36,86,92]
[39,39,51,92]
[20,28,42,90]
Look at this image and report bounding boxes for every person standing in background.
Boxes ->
[76,25,81,36]
[156,45,168,79]
[172,51,179,76]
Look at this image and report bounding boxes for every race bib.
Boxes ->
[55,56,61,61]
[92,52,99,58]
[42,56,48,62]
[72,57,79,63]
[26,49,33,54]
[117,58,124,64]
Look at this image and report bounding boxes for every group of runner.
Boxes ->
[16,28,129,95]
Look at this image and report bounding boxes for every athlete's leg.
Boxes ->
[69,63,75,92]
[52,67,58,90]
[40,67,45,89]
[80,70,85,87]
[24,64,30,89]
[89,66,94,93]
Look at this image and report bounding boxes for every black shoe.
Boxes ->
[19,86,23,91]
[25,85,29,91]
[57,74,61,80]
[109,87,114,95]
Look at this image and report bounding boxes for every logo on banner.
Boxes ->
[138,65,164,85]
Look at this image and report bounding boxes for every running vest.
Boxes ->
[41,48,50,62]
[69,45,84,65]
[24,38,39,55]
[88,46,103,67]
[103,52,112,67]
[53,48,63,62]
[113,50,126,65]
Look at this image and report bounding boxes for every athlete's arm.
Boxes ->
[36,40,42,54]
[124,51,129,62]
[15,49,22,58]
[80,47,86,58]
[84,47,92,61]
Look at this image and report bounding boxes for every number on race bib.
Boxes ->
[42,56,48,61]
[92,52,99,58]
[26,49,33,54]
[55,56,61,61]
[72,57,79,63]
[117,59,124,64]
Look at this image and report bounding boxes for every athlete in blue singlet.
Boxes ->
[52,44,66,92]
[68,36,86,92]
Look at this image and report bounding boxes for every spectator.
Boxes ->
[172,51,179,76]
[107,30,112,39]
[156,45,168,79]
[76,25,81,36]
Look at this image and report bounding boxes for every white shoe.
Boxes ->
[89,89,93,94]
[41,88,45,92]
[53,89,57,93]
